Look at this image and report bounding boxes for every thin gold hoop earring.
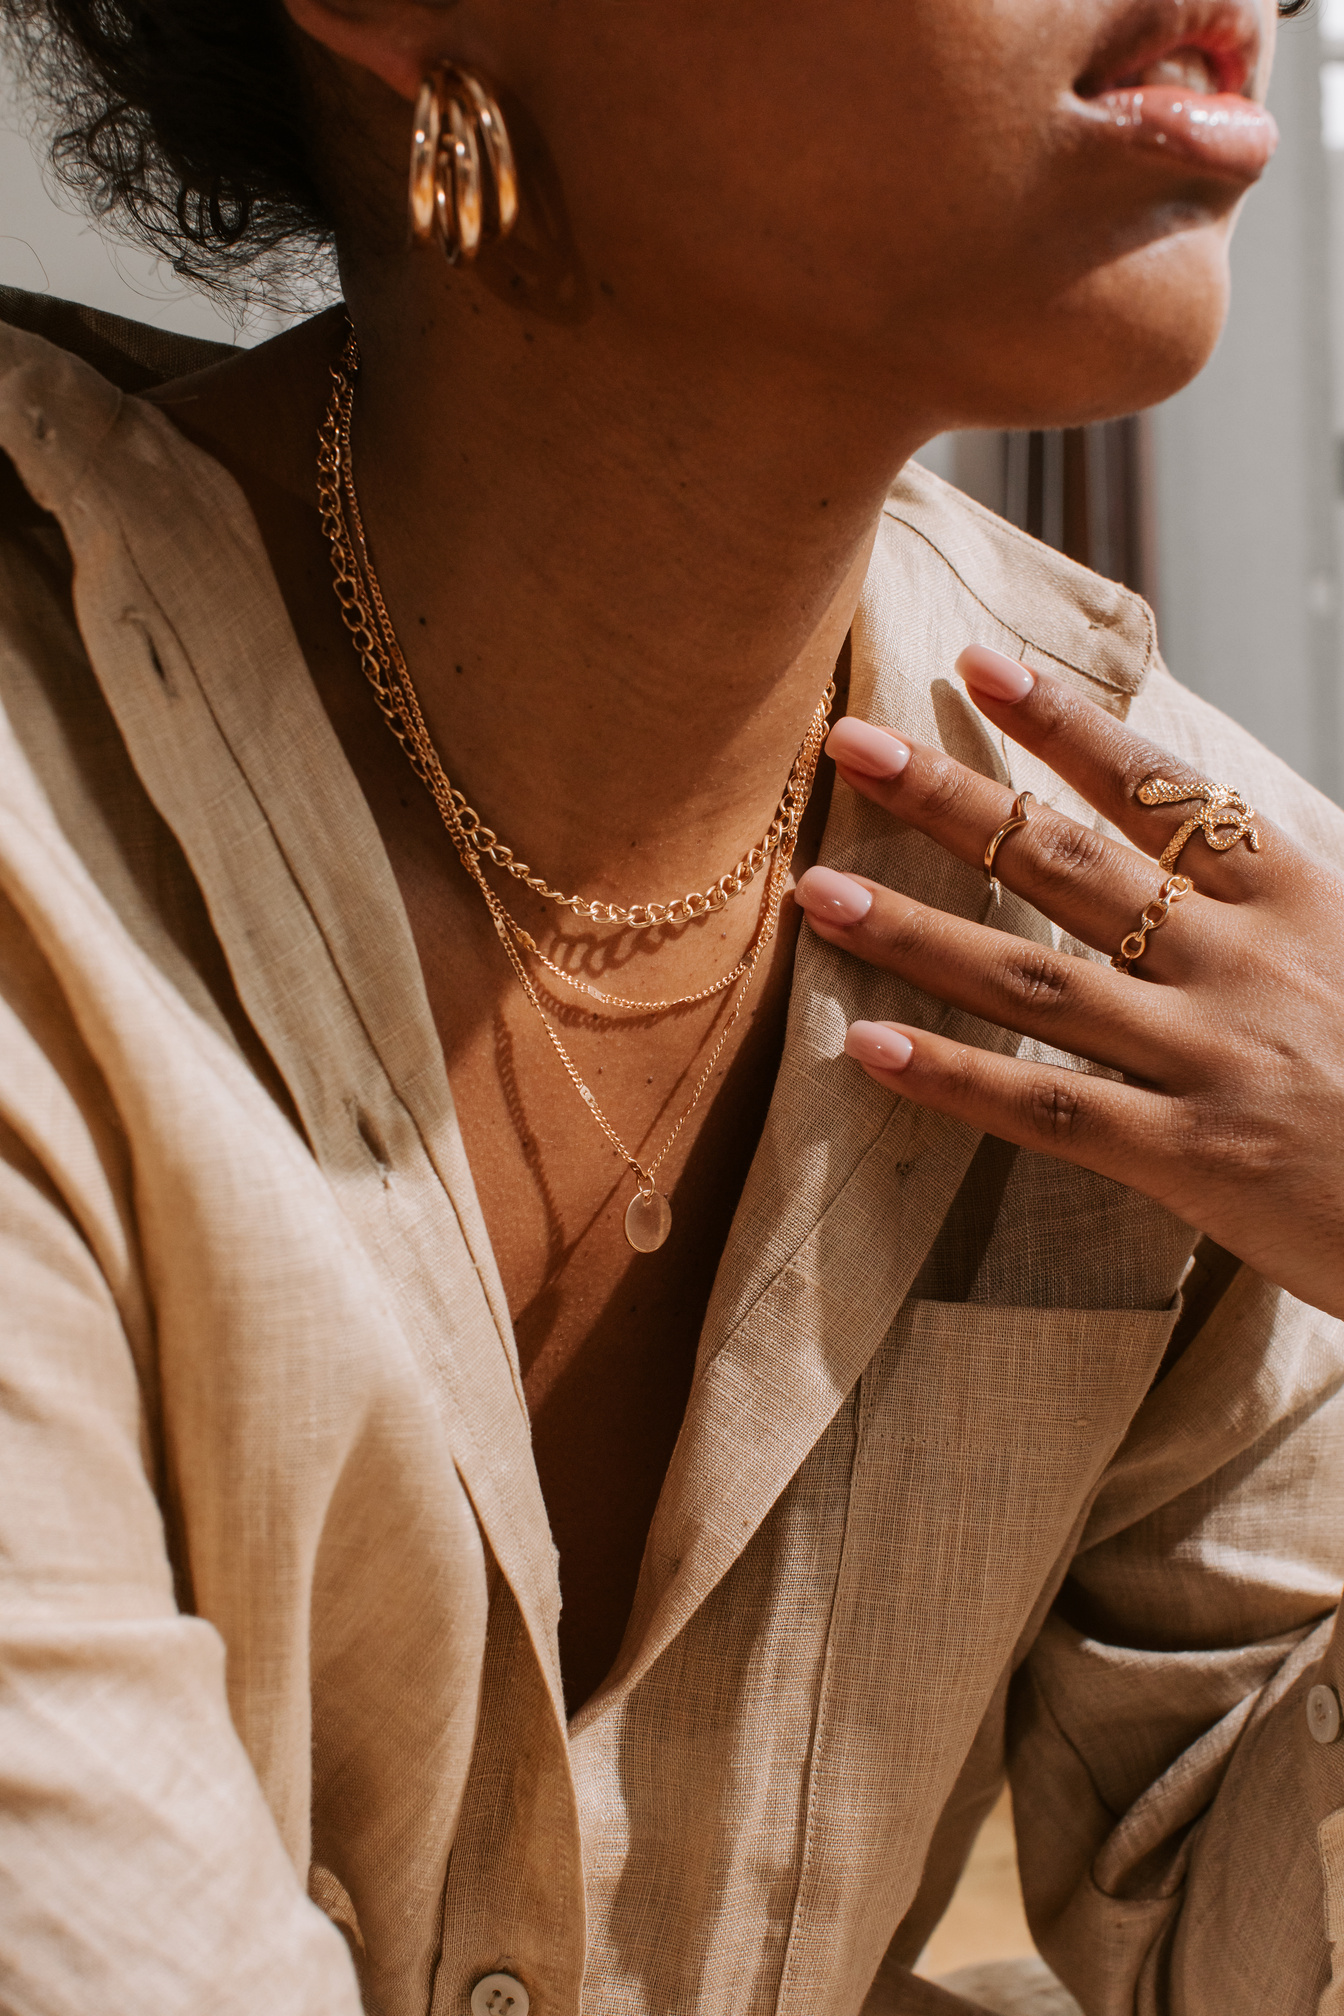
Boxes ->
[409,65,519,264]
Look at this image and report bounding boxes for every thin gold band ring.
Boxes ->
[983,791,1036,904]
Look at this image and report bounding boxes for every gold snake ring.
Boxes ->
[1136,774,1260,874]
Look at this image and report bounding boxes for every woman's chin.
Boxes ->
[1089,223,1236,399]
[960,236,1234,431]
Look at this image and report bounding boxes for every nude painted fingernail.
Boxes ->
[826,717,913,779]
[844,1021,915,1072]
[796,866,874,926]
[957,645,1036,703]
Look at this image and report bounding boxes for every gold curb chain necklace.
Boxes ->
[317,324,833,1251]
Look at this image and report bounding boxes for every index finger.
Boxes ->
[956,644,1288,905]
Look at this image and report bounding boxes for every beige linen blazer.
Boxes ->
[2,318,1344,2016]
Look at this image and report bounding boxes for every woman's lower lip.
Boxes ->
[1078,85,1279,181]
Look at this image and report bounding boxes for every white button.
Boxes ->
[1309,1683,1342,1745]
[470,1974,530,2016]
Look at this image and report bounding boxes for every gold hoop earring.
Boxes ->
[409,65,519,264]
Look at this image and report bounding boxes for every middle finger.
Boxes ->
[794,869,1186,1079]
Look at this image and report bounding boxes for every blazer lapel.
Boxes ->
[575,491,1150,1727]
[0,347,569,1722]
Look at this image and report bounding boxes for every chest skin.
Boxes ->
[358,740,833,1713]
[304,605,845,1714]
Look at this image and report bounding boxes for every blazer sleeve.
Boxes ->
[0,966,362,2014]
[1008,1252,1344,2016]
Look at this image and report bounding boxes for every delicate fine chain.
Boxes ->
[316,326,832,1198]
[508,913,767,1013]
[317,327,832,1017]
[320,330,827,934]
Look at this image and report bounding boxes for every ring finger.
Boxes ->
[825,714,1201,974]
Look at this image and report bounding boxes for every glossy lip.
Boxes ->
[1075,87,1278,179]
[1069,0,1275,181]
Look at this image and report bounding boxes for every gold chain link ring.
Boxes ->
[1111,873,1194,974]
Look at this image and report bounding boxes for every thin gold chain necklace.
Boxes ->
[316,328,833,1251]
[317,329,830,1023]
[321,326,830,935]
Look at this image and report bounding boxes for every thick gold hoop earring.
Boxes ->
[409,65,519,264]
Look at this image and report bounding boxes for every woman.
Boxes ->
[0,0,1341,2011]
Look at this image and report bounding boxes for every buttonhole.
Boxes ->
[123,611,176,694]
[355,1108,392,1184]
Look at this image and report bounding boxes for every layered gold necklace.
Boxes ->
[317,326,833,1251]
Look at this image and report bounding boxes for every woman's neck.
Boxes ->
[151,274,928,899]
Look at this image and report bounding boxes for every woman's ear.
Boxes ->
[279,0,456,102]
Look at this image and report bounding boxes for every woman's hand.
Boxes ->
[795,645,1344,1319]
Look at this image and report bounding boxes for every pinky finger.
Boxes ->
[843,1020,1173,1182]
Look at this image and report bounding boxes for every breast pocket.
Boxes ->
[835,1295,1181,1740]
[855,1297,1182,1578]
[822,1296,1178,1759]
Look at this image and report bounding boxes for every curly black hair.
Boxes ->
[1,0,332,293]
[0,0,1318,295]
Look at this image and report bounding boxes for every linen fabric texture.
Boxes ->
[0,316,1342,2016]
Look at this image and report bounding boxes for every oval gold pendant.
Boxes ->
[624,1189,673,1253]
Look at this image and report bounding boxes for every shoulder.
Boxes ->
[873,458,1154,714]
[0,316,125,522]
[0,463,256,1074]
[868,461,1344,868]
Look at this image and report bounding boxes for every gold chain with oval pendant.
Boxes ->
[316,324,833,1250]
